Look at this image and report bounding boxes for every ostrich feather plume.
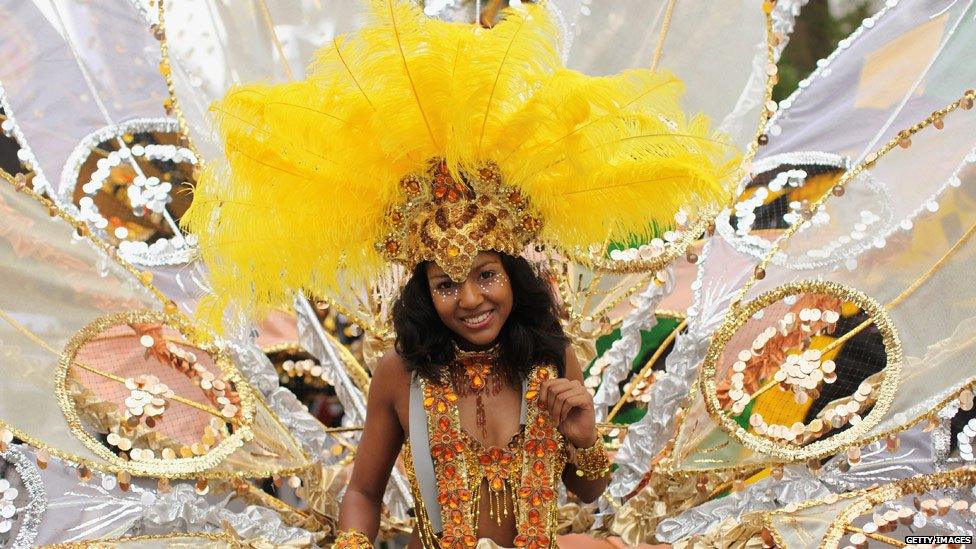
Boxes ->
[184,0,737,325]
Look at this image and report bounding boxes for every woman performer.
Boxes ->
[338,246,609,548]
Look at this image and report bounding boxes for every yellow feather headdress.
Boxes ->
[184,0,737,321]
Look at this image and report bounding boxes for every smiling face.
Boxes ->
[426,251,514,349]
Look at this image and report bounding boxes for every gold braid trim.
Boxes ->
[403,441,440,549]
[700,280,901,462]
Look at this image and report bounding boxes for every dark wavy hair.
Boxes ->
[392,252,569,384]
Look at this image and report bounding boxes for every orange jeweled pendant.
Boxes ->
[452,346,504,439]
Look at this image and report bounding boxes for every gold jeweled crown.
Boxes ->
[379,159,541,281]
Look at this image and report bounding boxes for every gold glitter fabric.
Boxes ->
[331,529,372,549]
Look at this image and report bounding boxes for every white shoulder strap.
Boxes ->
[409,377,442,533]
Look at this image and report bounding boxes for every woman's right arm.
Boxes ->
[336,352,408,541]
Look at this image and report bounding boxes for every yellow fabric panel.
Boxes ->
[750,334,843,428]
[855,13,947,109]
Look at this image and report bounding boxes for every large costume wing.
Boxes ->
[0,1,371,545]
[613,1,976,544]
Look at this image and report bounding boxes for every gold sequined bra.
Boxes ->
[405,363,567,549]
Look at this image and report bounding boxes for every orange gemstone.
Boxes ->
[385,240,400,254]
[77,466,92,482]
[533,460,546,475]
[402,178,420,194]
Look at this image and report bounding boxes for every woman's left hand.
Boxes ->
[539,378,598,448]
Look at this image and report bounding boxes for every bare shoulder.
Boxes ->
[370,350,413,415]
[374,348,410,375]
[563,345,584,382]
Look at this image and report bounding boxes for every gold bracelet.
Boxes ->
[572,438,611,480]
[333,529,372,548]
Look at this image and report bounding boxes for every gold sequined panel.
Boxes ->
[700,280,901,461]
[759,468,976,549]
[57,310,256,477]
[820,468,976,549]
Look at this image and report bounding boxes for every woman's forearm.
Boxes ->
[337,486,384,541]
[562,466,611,504]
